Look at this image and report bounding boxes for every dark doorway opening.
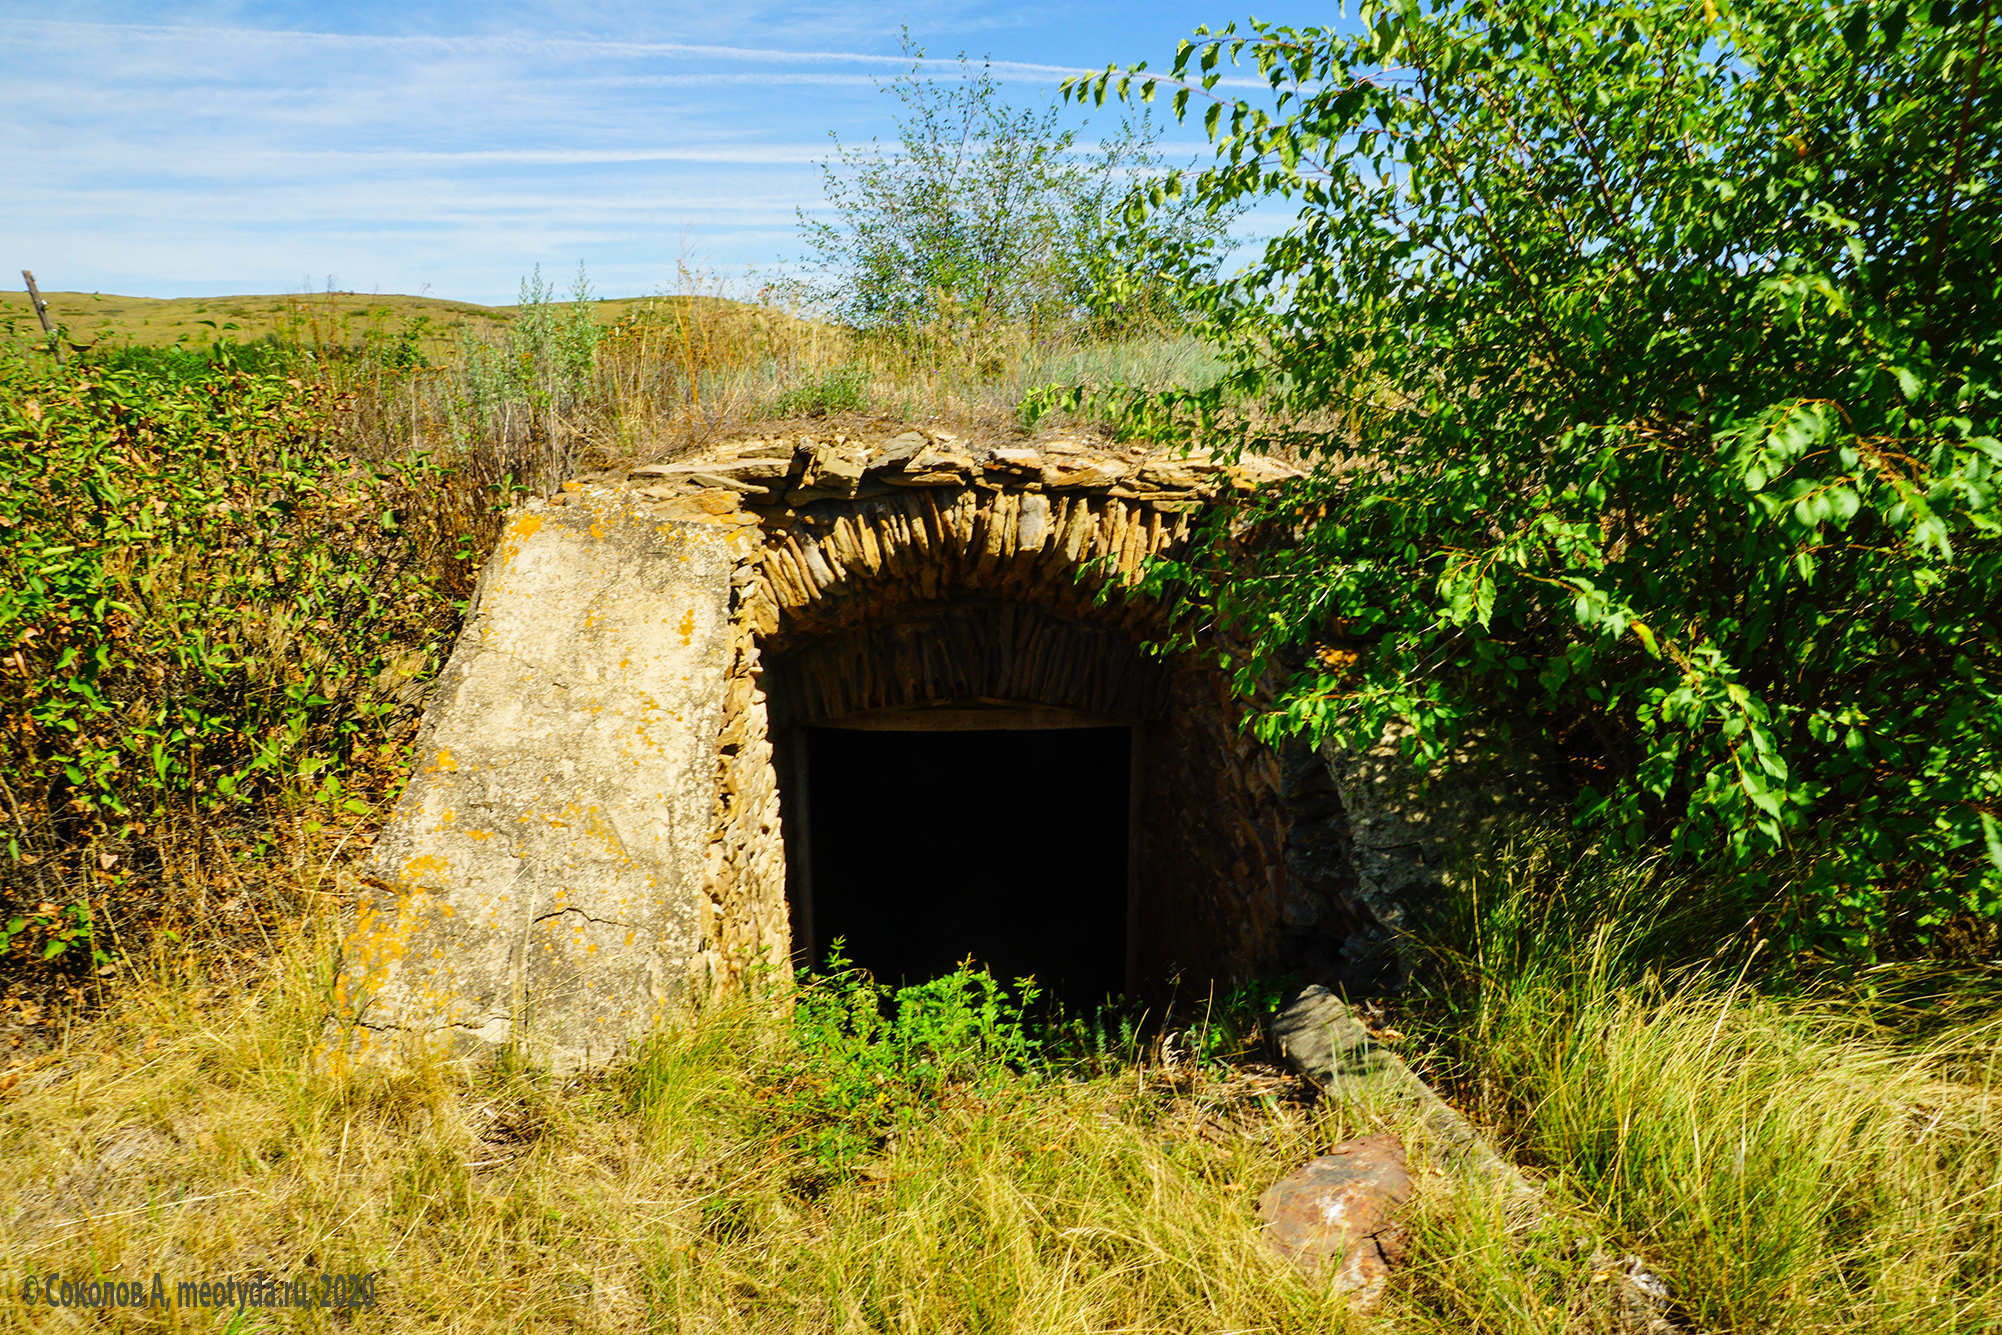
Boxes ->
[800,725,1130,1007]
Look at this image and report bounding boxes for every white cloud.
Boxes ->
[0,4,1298,300]
[3,16,1095,78]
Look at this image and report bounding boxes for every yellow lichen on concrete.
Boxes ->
[401,853,451,885]
[498,512,545,569]
[330,500,736,1073]
[332,888,436,998]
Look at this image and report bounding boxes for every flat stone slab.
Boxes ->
[1258,1132,1414,1300]
[1273,985,1530,1187]
[328,496,754,1073]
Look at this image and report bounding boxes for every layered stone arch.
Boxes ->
[749,484,1198,722]
[696,482,1235,1008]
[751,484,1194,641]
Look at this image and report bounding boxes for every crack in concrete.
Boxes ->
[349,1015,513,1035]
[530,905,643,931]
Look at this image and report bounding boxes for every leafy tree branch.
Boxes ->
[1049,0,2002,954]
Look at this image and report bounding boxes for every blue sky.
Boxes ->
[2,2,1346,304]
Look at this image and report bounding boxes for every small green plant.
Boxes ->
[0,900,106,966]
[768,944,1043,1171]
[767,363,867,418]
[93,339,295,383]
[1180,977,1290,1072]
[371,313,431,370]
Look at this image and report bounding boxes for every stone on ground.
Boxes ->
[1257,1132,1414,1302]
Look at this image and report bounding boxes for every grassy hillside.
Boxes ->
[0,288,700,363]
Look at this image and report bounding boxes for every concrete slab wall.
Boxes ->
[329,495,759,1072]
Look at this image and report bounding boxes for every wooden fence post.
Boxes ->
[20,270,61,365]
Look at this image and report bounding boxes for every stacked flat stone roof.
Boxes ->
[549,428,1303,520]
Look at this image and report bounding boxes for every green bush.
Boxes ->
[764,948,1044,1172]
[93,339,296,384]
[455,263,602,437]
[1066,0,2002,956]
[0,345,473,970]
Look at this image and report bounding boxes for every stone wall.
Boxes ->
[692,557,790,997]
[331,425,1405,1070]
[1321,724,1551,978]
[1277,741,1385,988]
[1134,666,1293,986]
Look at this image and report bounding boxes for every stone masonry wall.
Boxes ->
[608,430,1333,995]
[692,557,789,996]
[539,428,1378,1000]
[1137,666,1293,988]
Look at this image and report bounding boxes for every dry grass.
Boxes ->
[0,903,1397,1333]
[3,844,1996,1333]
[0,288,660,363]
[4,273,1230,496]
[7,277,1995,1332]
[394,295,1226,475]
[1414,841,2002,1334]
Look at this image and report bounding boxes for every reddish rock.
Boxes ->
[1257,1133,1414,1300]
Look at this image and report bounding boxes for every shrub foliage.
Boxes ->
[0,346,475,968]
[1063,0,2002,952]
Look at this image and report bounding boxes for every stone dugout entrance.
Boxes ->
[796,722,1131,1005]
[330,429,1397,1072]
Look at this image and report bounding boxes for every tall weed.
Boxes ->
[1417,837,2002,1333]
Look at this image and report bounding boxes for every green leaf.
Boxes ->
[1077,0,2002,952]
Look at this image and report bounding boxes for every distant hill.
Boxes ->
[0,288,730,361]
